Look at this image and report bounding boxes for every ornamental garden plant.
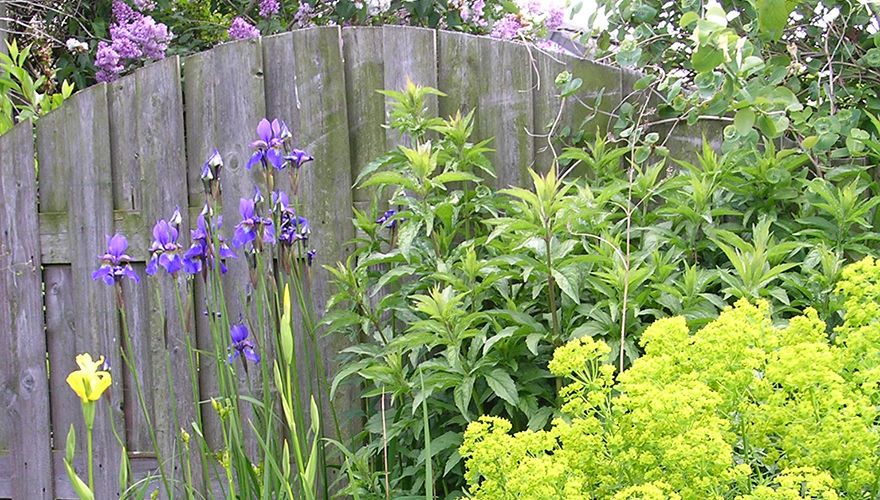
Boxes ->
[6,0,880,497]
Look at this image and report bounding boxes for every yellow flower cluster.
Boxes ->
[461,259,880,498]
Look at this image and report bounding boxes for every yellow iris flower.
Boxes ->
[66,353,112,402]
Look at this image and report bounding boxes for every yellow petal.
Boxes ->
[75,353,104,374]
[89,372,112,401]
[66,371,90,402]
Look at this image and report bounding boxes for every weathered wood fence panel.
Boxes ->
[438,31,535,188]
[37,84,125,499]
[0,120,53,498]
[0,26,650,499]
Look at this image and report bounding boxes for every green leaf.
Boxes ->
[65,424,76,463]
[756,0,795,40]
[734,109,756,135]
[801,135,819,149]
[679,11,699,28]
[398,220,422,260]
[454,375,474,418]
[484,369,519,406]
[691,46,724,72]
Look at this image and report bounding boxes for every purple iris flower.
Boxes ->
[146,208,184,276]
[273,191,309,246]
[92,233,140,285]
[232,189,275,248]
[228,323,260,363]
[247,118,288,170]
[284,149,313,169]
[376,209,399,229]
[201,149,223,181]
[183,209,237,274]
[307,248,317,266]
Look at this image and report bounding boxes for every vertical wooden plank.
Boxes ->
[342,27,386,202]
[382,26,438,147]
[107,56,195,488]
[0,120,53,498]
[438,32,534,189]
[293,26,355,439]
[37,84,123,498]
[183,37,266,459]
[532,51,622,171]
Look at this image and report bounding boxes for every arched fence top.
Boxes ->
[0,25,713,499]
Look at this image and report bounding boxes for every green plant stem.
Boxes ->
[86,423,94,493]
[116,299,173,498]
[173,277,212,498]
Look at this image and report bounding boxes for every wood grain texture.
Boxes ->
[342,27,386,201]
[108,57,196,491]
[438,32,534,189]
[289,26,356,439]
[0,120,54,499]
[382,26,438,148]
[37,84,124,498]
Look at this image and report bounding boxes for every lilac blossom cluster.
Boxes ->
[259,0,281,18]
[95,0,171,82]
[490,14,524,40]
[228,17,261,40]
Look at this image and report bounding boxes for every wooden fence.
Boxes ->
[0,25,712,499]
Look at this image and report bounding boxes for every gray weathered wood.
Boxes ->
[37,84,124,498]
[0,120,54,498]
[289,26,356,439]
[532,50,622,171]
[108,56,196,490]
[438,32,534,189]
[382,26,438,148]
[342,27,386,201]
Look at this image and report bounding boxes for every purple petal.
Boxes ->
[146,257,159,276]
[183,257,201,275]
[123,265,140,283]
[263,223,275,245]
[239,197,255,219]
[232,225,255,248]
[227,351,239,363]
[271,118,282,137]
[246,151,262,170]
[231,324,249,343]
[165,255,183,274]
[108,233,128,258]
[244,347,261,363]
[92,266,111,282]
[219,245,237,260]
[256,118,272,143]
[267,148,283,170]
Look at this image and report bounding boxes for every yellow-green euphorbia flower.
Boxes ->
[66,353,112,403]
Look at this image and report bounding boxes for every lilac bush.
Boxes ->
[95,0,171,82]
[228,17,261,41]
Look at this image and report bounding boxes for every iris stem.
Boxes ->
[116,286,173,498]
[86,423,94,493]
[173,277,210,499]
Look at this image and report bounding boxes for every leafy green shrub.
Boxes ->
[327,81,880,497]
[0,40,74,133]
[460,257,880,498]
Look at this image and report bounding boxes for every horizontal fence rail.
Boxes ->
[0,25,715,499]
